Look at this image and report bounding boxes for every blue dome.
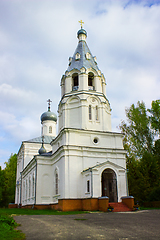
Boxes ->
[77,28,87,38]
[41,111,57,123]
[38,145,46,155]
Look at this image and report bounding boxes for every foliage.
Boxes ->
[119,100,160,204]
[0,213,25,240]
[147,187,160,202]
[148,99,160,136]
[0,154,17,207]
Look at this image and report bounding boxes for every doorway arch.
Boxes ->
[101,168,118,202]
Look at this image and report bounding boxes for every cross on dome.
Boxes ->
[79,20,84,29]
[47,99,52,111]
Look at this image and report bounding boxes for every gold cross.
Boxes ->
[79,20,84,28]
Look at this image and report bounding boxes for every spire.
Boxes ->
[67,24,99,73]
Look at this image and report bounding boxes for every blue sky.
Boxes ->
[0,0,160,168]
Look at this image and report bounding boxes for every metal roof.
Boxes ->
[25,135,54,144]
[67,39,99,72]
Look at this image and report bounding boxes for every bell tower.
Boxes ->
[58,23,112,133]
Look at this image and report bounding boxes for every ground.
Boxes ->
[14,210,160,240]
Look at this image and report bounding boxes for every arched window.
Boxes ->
[32,175,35,197]
[49,126,52,133]
[55,172,58,195]
[88,72,94,90]
[43,125,47,135]
[23,182,25,200]
[29,177,31,198]
[26,180,28,199]
[89,105,92,120]
[96,106,98,121]
[72,73,79,91]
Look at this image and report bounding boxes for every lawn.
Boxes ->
[0,208,87,216]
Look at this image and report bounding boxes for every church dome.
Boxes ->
[77,28,87,38]
[41,111,57,123]
[38,145,46,155]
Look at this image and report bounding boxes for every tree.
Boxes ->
[148,99,160,137]
[119,101,153,160]
[2,154,17,207]
[0,166,4,207]
[119,100,160,204]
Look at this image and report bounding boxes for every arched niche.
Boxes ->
[88,72,94,90]
[72,73,79,91]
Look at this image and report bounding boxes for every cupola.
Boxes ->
[41,99,57,137]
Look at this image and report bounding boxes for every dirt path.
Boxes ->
[14,210,160,240]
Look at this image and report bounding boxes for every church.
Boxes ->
[15,23,133,211]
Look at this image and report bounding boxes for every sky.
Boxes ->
[0,0,160,169]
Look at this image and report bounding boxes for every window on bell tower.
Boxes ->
[88,72,94,91]
[72,73,79,91]
[89,105,92,120]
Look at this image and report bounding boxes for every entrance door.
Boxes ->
[101,168,118,202]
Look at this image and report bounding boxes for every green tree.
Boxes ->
[0,166,4,207]
[119,100,160,204]
[119,101,153,159]
[2,154,17,207]
[148,99,160,137]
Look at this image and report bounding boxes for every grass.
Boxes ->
[0,208,88,216]
[140,207,160,210]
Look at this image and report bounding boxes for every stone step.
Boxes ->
[109,202,132,212]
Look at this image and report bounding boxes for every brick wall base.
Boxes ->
[9,197,134,211]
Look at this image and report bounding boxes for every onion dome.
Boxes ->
[38,145,46,155]
[41,99,57,123]
[38,137,46,155]
[41,111,57,123]
[77,28,87,38]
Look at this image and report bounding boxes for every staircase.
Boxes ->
[109,202,132,212]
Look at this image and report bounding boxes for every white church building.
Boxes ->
[15,25,132,211]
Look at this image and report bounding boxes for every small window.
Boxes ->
[49,126,52,133]
[55,172,58,195]
[89,105,92,120]
[87,180,90,193]
[86,52,91,60]
[96,106,98,121]
[93,138,98,144]
[75,52,80,60]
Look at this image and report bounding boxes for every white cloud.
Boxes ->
[0,0,160,167]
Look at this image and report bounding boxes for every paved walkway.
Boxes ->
[14,210,160,240]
